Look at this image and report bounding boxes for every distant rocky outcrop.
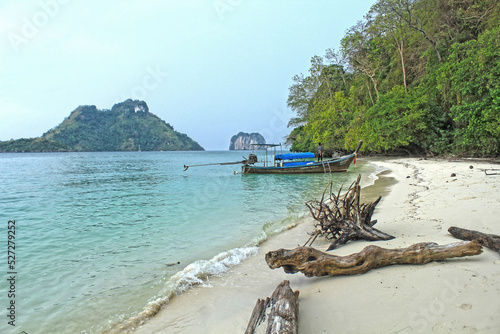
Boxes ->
[229,132,266,150]
[0,99,204,153]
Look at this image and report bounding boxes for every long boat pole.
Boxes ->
[183,160,246,171]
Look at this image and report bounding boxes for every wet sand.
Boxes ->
[135,158,500,334]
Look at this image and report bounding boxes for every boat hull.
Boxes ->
[242,154,356,174]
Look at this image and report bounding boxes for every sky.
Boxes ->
[0,0,376,150]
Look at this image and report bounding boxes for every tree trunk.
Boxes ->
[359,63,380,101]
[448,226,500,253]
[365,79,375,106]
[395,37,407,91]
[266,241,482,277]
[245,280,299,334]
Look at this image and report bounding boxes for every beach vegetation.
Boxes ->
[286,0,500,157]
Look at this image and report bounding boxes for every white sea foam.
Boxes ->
[360,161,391,188]
[108,246,259,332]
[2,151,381,334]
[106,160,387,333]
[170,246,258,291]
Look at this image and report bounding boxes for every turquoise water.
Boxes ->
[0,151,378,333]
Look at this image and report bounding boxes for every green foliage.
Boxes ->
[0,99,204,153]
[41,99,204,152]
[308,89,359,151]
[349,86,442,152]
[437,27,500,156]
[287,126,313,152]
[0,138,69,153]
[287,0,498,157]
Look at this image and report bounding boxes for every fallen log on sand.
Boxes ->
[266,241,482,277]
[448,226,500,254]
[245,280,299,334]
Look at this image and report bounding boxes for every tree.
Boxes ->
[349,86,442,153]
[341,20,382,104]
[324,48,349,88]
[369,0,412,91]
[286,74,318,127]
[307,90,359,151]
[437,0,497,45]
[438,27,500,155]
[385,0,444,63]
[285,0,499,157]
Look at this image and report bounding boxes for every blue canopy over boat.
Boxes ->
[275,152,315,160]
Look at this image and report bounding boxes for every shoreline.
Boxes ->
[134,158,500,334]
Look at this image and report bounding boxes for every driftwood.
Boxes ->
[265,241,482,277]
[448,226,500,253]
[484,168,500,176]
[245,298,269,334]
[245,280,299,334]
[304,174,394,250]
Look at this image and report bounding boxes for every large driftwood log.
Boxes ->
[245,280,299,334]
[266,241,482,277]
[448,226,500,253]
[304,174,394,250]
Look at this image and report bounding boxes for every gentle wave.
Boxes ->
[0,152,380,334]
[105,245,259,333]
[104,163,386,333]
[104,217,304,333]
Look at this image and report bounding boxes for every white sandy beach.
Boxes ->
[135,158,500,334]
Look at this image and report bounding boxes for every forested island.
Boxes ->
[0,99,204,152]
[286,0,499,157]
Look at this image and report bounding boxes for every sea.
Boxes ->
[0,150,382,334]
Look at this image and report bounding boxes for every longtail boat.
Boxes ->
[183,141,362,175]
[241,141,362,174]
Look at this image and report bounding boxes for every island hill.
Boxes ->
[0,99,204,152]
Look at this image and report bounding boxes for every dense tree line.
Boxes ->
[286,0,499,157]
